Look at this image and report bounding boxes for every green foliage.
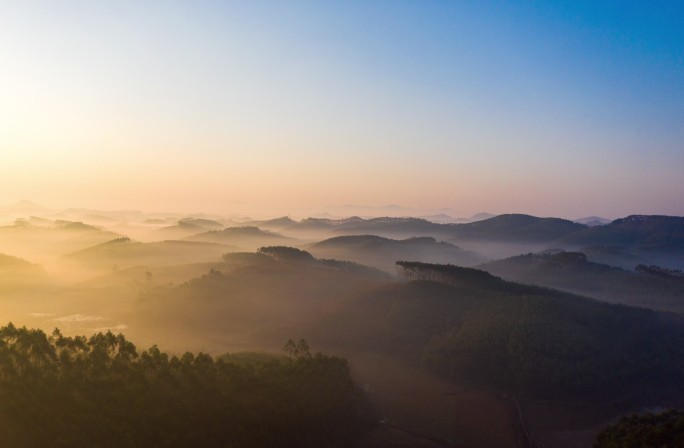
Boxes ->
[0,324,374,447]
[595,410,684,447]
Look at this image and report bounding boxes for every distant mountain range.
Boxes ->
[4,205,682,270]
[224,213,684,270]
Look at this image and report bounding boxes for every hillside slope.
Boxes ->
[479,251,684,314]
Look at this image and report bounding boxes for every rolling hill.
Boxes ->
[153,217,226,240]
[448,214,586,243]
[309,234,483,272]
[309,261,684,399]
[478,251,684,314]
[0,253,52,293]
[62,238,232,270]
[184,226,294,250]
[133,248,390,347]
[561,215,684,269]
[562,215,684,248]
[0,221,121,261]
[127,249,684,403]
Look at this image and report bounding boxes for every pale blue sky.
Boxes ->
[1,1,682,217]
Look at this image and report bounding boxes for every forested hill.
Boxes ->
[478,251,684,314]
[309,235,483,271]
[448,213,585,242]
[312,262,684,400]
[562,215,684,249]
[0,324,373,448]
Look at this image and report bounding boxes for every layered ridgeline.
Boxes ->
[560,215,684,270]
[0,324,373,448]
[243,213,684,270]
[124,248,684,401]
[479,251,684,314]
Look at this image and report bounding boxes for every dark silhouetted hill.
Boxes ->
[561,215,684,269]
[449,214,586,242]
[563,215,684,249]
[310,262,684,399]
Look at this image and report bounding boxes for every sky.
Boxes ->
[1,1,682,219]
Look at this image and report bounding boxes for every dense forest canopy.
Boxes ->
[0,324,374,448]
[312,262,684,398]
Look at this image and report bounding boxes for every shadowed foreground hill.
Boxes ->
[132,248,390,345]
[126,251,684,402]
[479,251,684,314]
[132,249,684,402]
[0,324,373,448]
[310,262,684,399]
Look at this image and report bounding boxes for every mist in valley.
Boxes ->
[1,201,684,447]
[3,1,684,446]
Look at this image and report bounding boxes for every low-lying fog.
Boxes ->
[2,205,684,447]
